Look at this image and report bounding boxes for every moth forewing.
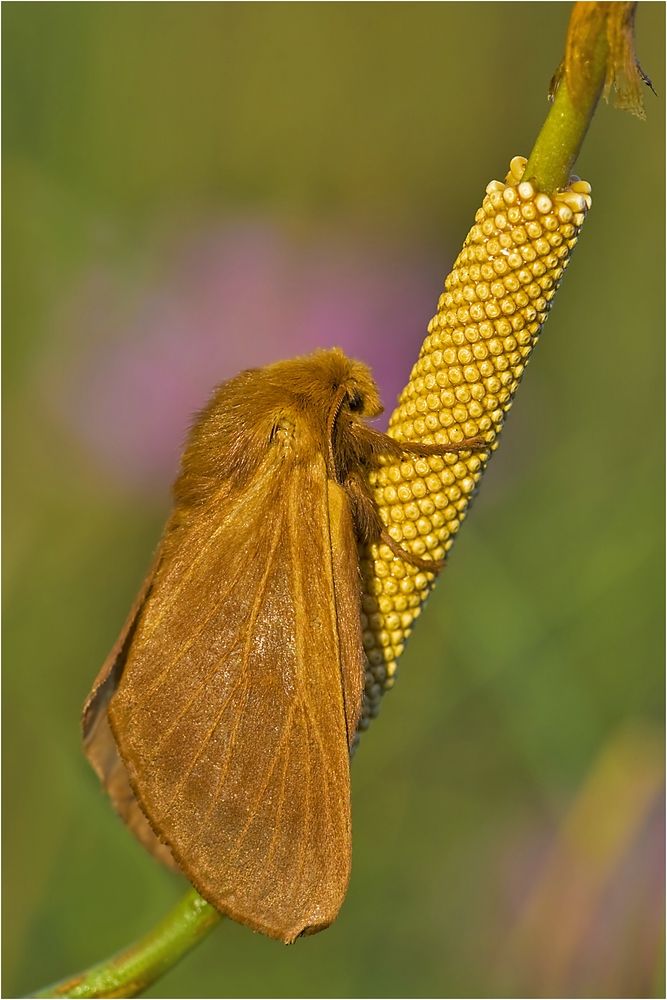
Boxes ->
[83,349,394,942]
[102,437,358,941]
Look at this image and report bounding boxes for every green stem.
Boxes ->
[523,25,609,192]
[28,890,221,999]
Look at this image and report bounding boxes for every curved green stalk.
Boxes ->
[29,890,221,999]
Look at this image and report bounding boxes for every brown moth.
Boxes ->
[82,348,483,943]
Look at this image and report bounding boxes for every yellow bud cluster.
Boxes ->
[353,156,591,744]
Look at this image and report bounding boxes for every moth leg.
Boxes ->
[349,421,488,463]
[400,436,488,456]
[378,528,445,574]
[343,472,444,574]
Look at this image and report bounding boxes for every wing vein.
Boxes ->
[138,477,267,646]
[302,699,338,834]
[156,670,249,820]
[294,703,313,905]
[201,522,285,826]
[266,728,292,868]
[135,556,251,711]
[153,515,283,817]
[225,703,297,860]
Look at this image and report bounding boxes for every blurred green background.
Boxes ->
[3,3,664,998]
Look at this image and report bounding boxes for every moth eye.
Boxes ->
[348,390,364,413]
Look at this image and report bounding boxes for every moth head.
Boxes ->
[340,366,383,422]
[261,348,383,422]
[343,383,381,420]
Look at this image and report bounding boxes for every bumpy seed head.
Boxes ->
[352,158,591,744]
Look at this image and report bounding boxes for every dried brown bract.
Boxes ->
[566,2,649,118]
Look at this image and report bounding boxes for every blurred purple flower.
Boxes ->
[59,219,445,492]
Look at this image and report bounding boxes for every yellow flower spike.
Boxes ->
[353,159,591,743]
